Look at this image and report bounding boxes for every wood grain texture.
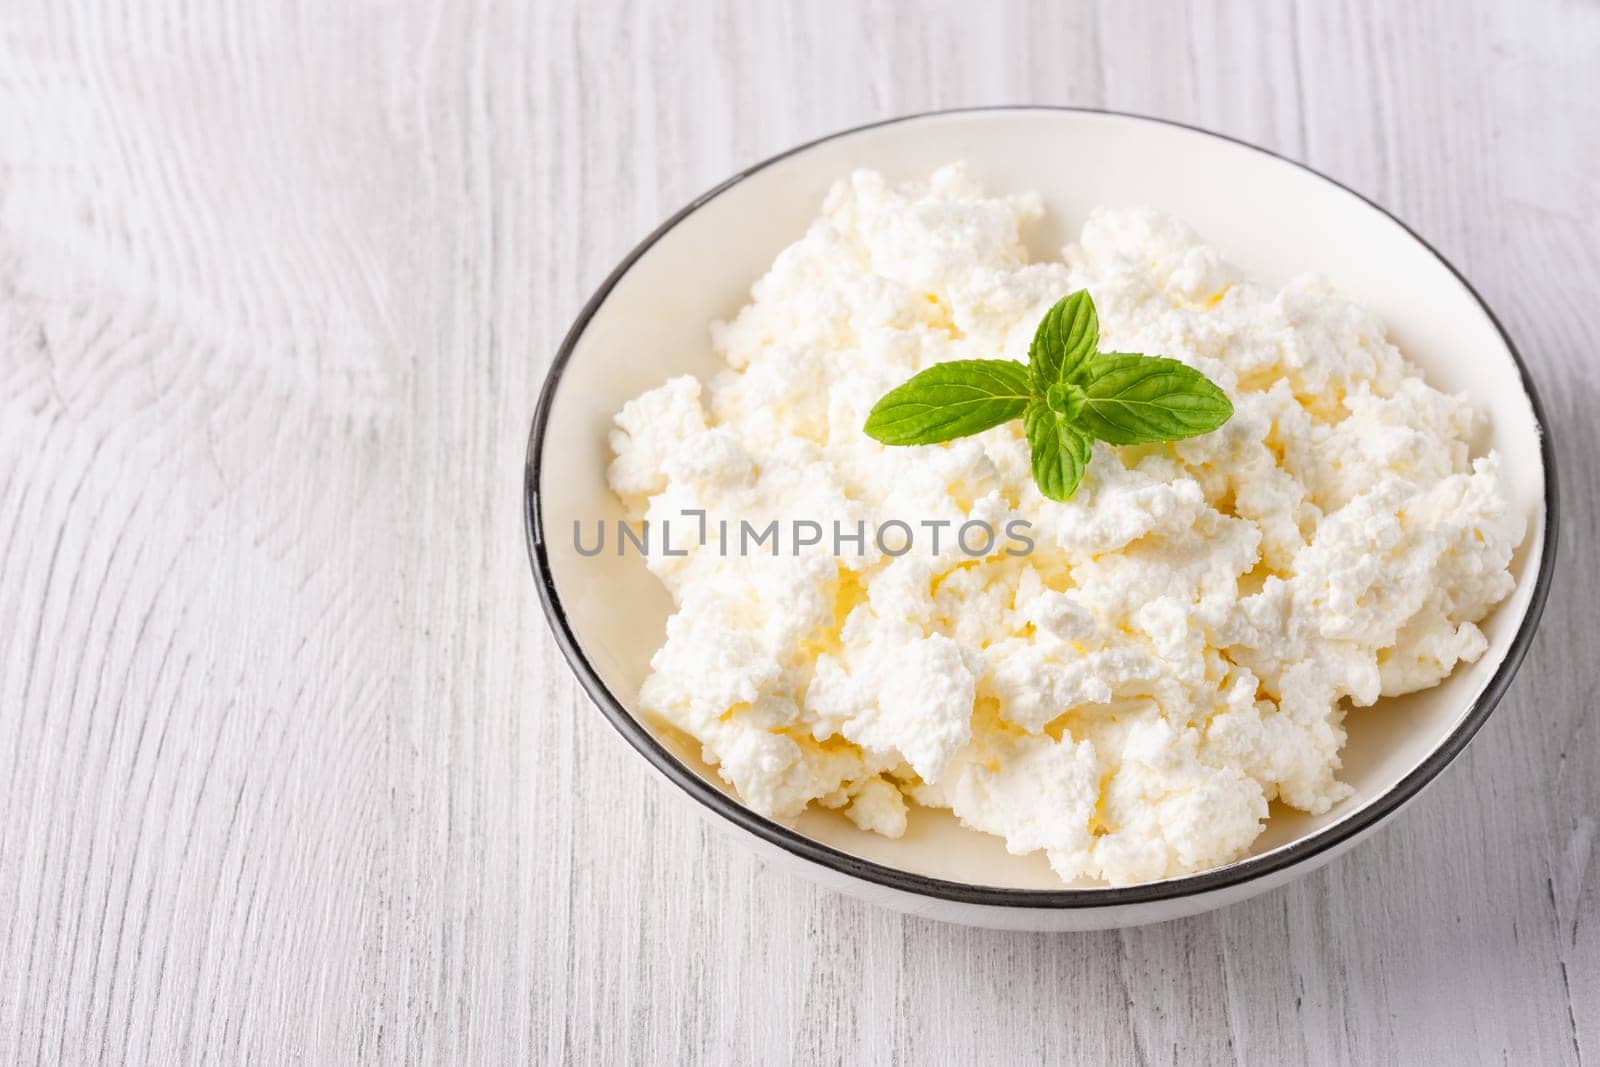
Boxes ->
[0,0,1594,1062]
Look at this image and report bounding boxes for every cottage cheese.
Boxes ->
[605,165,1525,886]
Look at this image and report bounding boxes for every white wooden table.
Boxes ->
[1,1,1594,1062]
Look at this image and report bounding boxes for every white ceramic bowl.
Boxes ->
[526,108,1557,931]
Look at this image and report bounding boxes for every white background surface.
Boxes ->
[0,1,1594,1063]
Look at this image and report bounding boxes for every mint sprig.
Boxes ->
[863,290,1233,501]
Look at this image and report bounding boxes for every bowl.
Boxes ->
[525,108,1557,931]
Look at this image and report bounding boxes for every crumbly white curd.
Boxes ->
[605,164,1525,886]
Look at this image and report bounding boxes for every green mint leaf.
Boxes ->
[1044,380,1086,421]
[1077,353,1234,445]
[1028,290,1098,392]
[863,359,1033,445]
[1024,400,1093,501]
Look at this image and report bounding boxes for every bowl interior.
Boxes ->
[533,109,1548,890]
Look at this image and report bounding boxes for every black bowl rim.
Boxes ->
[523,106,1560,909]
